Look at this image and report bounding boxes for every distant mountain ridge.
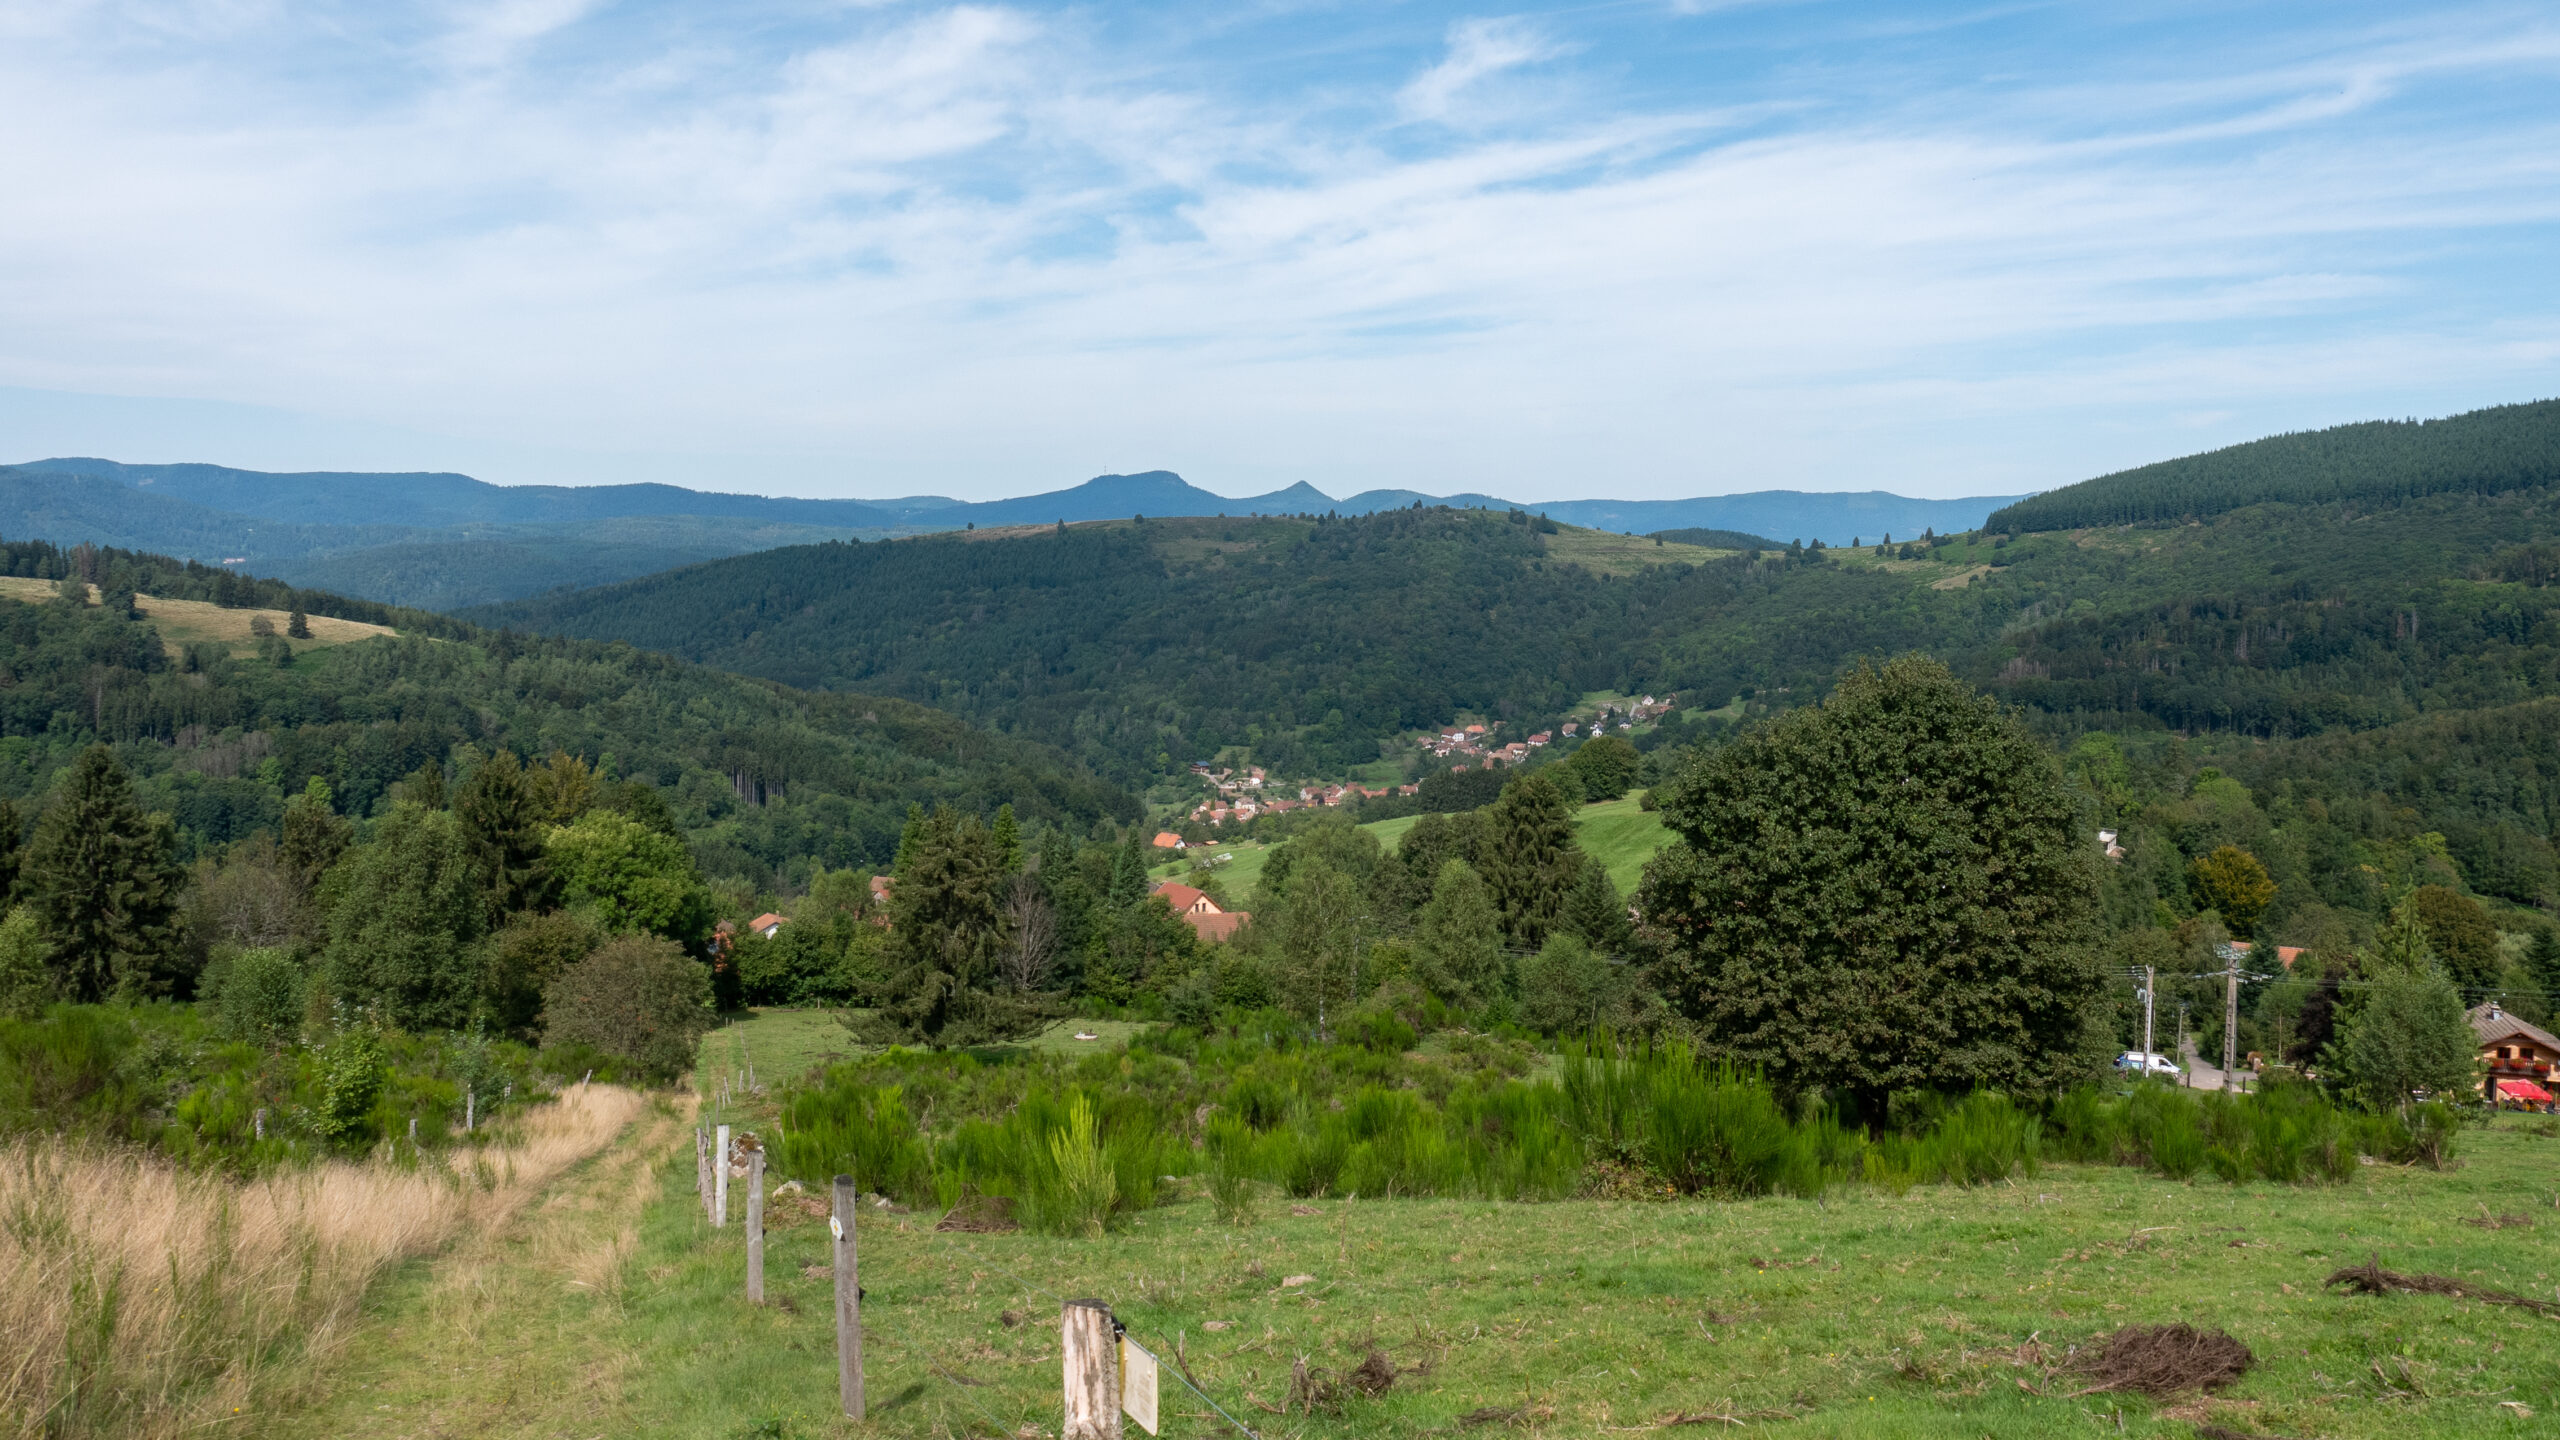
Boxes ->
[0,455,2027,608]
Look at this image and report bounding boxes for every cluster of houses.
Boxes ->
[1183,762,1415,826]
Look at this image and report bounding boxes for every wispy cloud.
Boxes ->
[0,2,2553,499]
[1398,17,1568,120]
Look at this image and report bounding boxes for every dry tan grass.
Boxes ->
[0,1084,643,1440]
[0,578,397,656]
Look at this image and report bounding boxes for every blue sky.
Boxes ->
[0,0,2555,501]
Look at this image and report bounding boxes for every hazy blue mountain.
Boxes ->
[5,453,2030,607]
[1532,492,2024,544]
[15,456,907,529]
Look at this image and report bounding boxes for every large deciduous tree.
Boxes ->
[23,745,185,1000]
[321,803,488,1029]
[2188,845,2276,938]
[1639,656,2104,1107]
[545,811,716,948]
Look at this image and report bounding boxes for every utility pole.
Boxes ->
[2223,957,2241,1094]
[2141,965,2156,1067]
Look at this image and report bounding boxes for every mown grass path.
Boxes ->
[264,1097,690,1440]
[272,1099,2560,1440]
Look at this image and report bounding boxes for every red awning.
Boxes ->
[2496,1079,2553,1102]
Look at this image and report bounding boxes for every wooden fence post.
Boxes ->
[1063,1298,1120,1440]
[696,1127,709,1219]
[714,1124,731,1228]
[745,1147,765,1305]
[833,1174,865,1420]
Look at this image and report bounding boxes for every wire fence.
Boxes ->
[698,1123,1268,1439]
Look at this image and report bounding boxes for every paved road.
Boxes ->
[2179,1038,2252,1092]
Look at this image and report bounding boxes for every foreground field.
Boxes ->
[281,1094,2560,1439]
[604,1120,2559,1440]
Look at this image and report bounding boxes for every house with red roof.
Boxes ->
[2472,1003,2559,1108]
[1150,880,1250,944]
[748,912,787,938]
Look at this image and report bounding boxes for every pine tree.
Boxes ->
[2529,929,2560,1004]
[456,750,556,919]
[286,604,312,639]
[0,798,21,907]
[1413,859,1505,1009]
[22,745,185,1000]
[279,778,353,909]
[992,803,1022,873]
[894,802,927,874]
[1561,863,1631,956]
[865,806,1041,1046]
[1110,825,1149,909]
[1478,773,1582,947]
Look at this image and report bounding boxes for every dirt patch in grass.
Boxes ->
[935,1195,1019,1233]
[2067,1324,2252,1397]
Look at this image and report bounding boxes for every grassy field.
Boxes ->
[280,1085,2560,1440]
[1573,797,1673,893]
[1166,801,1673,912]
[696,1011,1153,1117]
[1542,528,1733,577]
[0,576,400,658]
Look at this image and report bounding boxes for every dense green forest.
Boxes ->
[471,398,2560,802]
[0,536,1130,889]
[1983,398,2560,532]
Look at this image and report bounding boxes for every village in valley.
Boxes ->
[1181,693,1681,827]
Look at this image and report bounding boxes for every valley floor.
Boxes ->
[271,1090,2558,1440]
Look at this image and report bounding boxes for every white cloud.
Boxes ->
[1397,17,1566,121]
[0,4,2552,499]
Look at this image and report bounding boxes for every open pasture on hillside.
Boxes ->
[578,1114,2557,1440]
[0,575,399,657]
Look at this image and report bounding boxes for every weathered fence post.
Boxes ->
[1063,1298,1120,1440]
[696,1127,712,1220]
[745,1146,766,1305]
[833,1174,865,1419]
[714,1124,731,1227]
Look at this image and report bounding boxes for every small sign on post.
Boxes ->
[1120,1334,1160,1435]
[833,1174,865,1420]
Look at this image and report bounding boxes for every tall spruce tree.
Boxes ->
[1109,824,1150,908]
[1640,656,2104,1106]
[1412,858,1506,1009]
[865,806,1042,1046]
[1561,863,1632,956]
[457,750,556,919]
[992,803,1022,873]
[23,745,185,1000]
[0,798,21,906]
[1478,772,1582,947]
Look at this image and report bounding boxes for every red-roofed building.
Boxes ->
[748,912,787,938]
[1152,831,1185,850]
[1150,880,1249,943]
[2472,1003,2559,1108]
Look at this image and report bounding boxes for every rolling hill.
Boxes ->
[0,534,1133,886]
[1,454,2024,608]
[467,401,2560,812]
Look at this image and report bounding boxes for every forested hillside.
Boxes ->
[0,537,1131,889]
[472,403,2560,796]
[1984,398,2560,531]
